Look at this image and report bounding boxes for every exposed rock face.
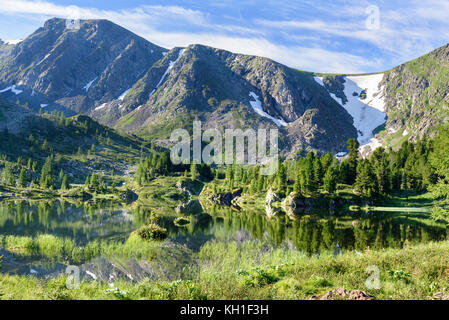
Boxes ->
[0,18,165,113]
[311,288,374,300]
[281,192,321,218]
[114,44,356,156]
[4,18,449,156]
[379,43,449,145]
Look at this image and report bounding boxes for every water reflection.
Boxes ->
[0,200,447,255]
[0,200,137,243]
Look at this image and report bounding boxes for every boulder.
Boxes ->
[282,192,305,219]
[311,288,374,300]
[121,190,138,203]
[266,189,281,218]
[209,188,242,206]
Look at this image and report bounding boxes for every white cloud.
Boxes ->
[0,0,447,73]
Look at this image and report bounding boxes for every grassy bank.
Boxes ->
[1,239,449,300]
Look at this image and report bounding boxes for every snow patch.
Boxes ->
[388,127,398,134]
[402,129,409,136]
[313,76,325,87]
[36,53,52,66]
[249,92,288,127]
[83,77,98,92]
[359,137,383,158]
[95,103,107,111]
[4,39,22,45]
[40,104,48,108]
[0,85,22,95]
[323,74,386,146]
[118,89,131,100]
[347,74,385,113]
[336,152,347,157]
[150,49,185,98]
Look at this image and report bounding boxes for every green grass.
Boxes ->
[1,233,160,264]
[1,239,449,300]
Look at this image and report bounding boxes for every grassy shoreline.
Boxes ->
[1,239,449,300]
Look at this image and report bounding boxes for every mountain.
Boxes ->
[1,18,449,158]
[94,44,357,156]
[0,18,166,113]
[316,43,449,155]
[380,44,449,147]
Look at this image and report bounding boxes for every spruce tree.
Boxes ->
[323,165,338,194]
[61,174,69,190]
[355,159,376,197]
[18,168,27,188]
[346,138,360,184]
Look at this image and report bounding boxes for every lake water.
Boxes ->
[0,199,447,280]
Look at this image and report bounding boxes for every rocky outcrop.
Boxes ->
[282,192,305,219]
[209,188,242,206]
[176,179,203,197]
[380,43,449,145]
[175,199,203,215]
[311,288,374,300]
[0,19,358,155]
[281,192,318,218]
[266,189,281,218]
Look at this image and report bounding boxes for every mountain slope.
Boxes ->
[94,44,357,156]
[0,18,166,113]
[0,94,144,180]
[313,73,387,156]
[3,18,449,158]
[316,42,449,154]
[379,43,449,148]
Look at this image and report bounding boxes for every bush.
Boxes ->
[133,224,167,241]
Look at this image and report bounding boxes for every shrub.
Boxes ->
[133,224,167,241]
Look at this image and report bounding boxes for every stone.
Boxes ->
[311,288,374,300]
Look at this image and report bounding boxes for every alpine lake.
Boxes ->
[0,192,446,284]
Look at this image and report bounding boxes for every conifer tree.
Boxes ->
[323,165,338,194]
[61,174,69,190]
[18,168,27,188]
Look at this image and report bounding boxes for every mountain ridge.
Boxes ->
[1,18,448,158]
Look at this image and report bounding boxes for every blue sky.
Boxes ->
[1,0,449,73]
